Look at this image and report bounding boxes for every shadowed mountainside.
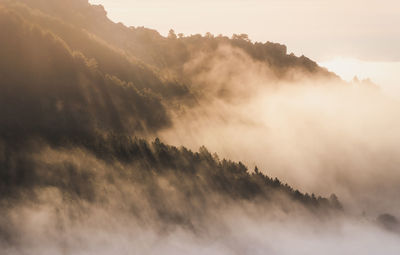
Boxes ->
[0,0,344,249]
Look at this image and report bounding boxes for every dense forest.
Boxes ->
[0,0,347,252]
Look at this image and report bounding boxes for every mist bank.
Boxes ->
[0,0,399,253]
[158,44,400,218]
[2,189,399,255]
[0,137,344,253]
[0,139,397,254]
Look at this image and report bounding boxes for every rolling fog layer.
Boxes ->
[1,145,399,255]
[159,45,400,216]
[4,186,400,255]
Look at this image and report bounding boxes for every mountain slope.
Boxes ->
[0,0,343,250]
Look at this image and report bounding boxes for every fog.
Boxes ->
[1,1,400,253]
[2,172,400,255]
[159,45,400,217]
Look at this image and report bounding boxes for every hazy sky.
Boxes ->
[89,0,400,61]
[89,0,400,94]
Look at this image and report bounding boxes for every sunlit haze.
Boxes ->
[89,0,400,61]
[89,0,400,94]
[1,0,400,254]
[320,58,400,97]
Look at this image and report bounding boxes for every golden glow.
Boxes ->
[320,58,400,97]
[89,0,400,62]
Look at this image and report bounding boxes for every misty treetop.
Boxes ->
[0,134,342,229]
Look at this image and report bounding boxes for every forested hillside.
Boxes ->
[0,0,344,251]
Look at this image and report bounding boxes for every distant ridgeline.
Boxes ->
[0,0,342,223]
